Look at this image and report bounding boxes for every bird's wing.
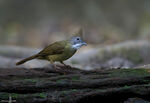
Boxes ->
[38,41,67,56]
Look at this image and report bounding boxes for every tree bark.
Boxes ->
[0,66,150,103]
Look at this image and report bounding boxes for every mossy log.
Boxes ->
[0,66,150,103]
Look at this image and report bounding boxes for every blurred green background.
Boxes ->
[0,0,150,47]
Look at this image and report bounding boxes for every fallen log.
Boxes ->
[0,66,150,103]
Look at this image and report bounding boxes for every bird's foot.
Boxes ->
[53,64,62,71]
[65,65,72,69]
[60,62,72,68]
[60,64,72,69]
[53,64,68,75]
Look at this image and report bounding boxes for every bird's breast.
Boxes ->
[48,44,76,62]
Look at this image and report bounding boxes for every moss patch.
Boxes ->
[108,69,150,78]
[32,93,46,98]
[23,78,38,83]
[0,92,46,100]
[0,93,20,99]
[71,75,80,81]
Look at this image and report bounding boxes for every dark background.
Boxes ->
[1,0,150,47]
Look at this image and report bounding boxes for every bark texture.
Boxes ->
[0,66,150,103]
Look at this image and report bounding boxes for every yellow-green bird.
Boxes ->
[16,30,87,66]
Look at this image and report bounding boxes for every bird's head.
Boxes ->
[70,36,87,49]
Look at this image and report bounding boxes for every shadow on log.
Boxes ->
[0,66,150,103]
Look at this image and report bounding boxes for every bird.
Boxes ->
[16,29,87,67]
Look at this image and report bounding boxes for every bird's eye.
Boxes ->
[77,38,79,40]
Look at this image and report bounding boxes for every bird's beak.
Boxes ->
[81,42,87,46]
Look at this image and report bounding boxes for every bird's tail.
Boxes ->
[16,54,39,65]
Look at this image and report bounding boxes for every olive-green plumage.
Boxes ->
[16,29,87,66]
[16,41,76,65]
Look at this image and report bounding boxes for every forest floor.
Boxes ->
[0,66,150,103]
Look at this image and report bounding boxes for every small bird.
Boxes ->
[16,29,87,67]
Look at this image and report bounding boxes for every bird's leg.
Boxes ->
[60,61,67,66]
[53,63,57,69]
[50,60,66,74]
[50,59,57,69]
[60,61,71,68]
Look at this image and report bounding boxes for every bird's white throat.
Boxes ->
[72,43,83,49]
